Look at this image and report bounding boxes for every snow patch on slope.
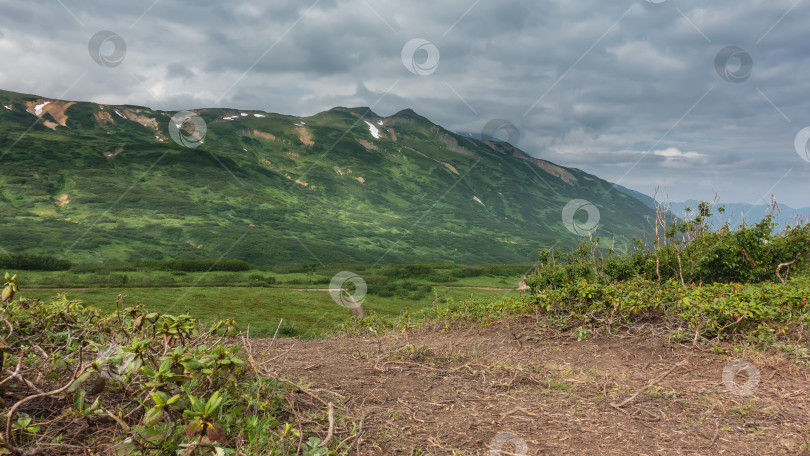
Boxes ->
[364,121,380,139]
[34,101,51,116]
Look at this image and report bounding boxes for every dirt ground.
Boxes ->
[251,318,810,455]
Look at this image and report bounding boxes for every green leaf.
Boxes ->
[73,389,86,411]
[164,373,192,383]
[14,416,31,429]
[181,359,204,370]
[307,437,322,448]
[166,394,182,406]
[188,395,205,413]
[86,396,102,414]
[142,406,164,427]
[204,391,223,416]
[150,391,168,406]
[158,359,172,373]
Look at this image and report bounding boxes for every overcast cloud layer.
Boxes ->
[1,0,809,207]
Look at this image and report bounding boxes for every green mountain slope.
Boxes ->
[0,88,655,264]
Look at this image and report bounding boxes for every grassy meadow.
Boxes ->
[11,262,529,337]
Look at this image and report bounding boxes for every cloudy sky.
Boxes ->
[1,0,809,207]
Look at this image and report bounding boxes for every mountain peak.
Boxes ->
[328,106,380,118]
[391,108,432,123]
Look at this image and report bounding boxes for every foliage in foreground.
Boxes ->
[345,277,810,347]
[342,211,810,345]
[528,209,810,289]
[531,277,810,342]
[0,294,347,455]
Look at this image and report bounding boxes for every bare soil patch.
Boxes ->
[443,162,460,175]
[252,319,810,455]
[54,193,70,207]
[356,139,379,151]
[120,108,159,130]
[297,126,315,146]
[94,110,114,127]
[247,129,277,141]
[25,99,76,126]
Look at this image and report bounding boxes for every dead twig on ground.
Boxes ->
[611,355,690,409]
[321,402,335,447]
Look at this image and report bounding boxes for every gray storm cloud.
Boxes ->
[0,0,808,206]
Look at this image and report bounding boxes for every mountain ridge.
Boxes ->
[0,88,656,264]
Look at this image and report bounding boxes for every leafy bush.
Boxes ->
[530,277,810,341]
[343,276,810,345]
[363,274,432,299]
[654,212,810,284]
[0,290,352,454]
[528,209,810,289]
[71,261,137,273]
[134,259,252,272]
[0,253,71,271]
[248,273,276,285]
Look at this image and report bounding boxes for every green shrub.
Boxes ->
[528,209,810,289]
[134,258,252,272]
[0,253,71,271]
[0,290,349,453]
[529,277,810,341]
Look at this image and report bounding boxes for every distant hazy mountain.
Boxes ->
[667,200,809,230]
[609,183,656,210]
[609,181,808,231]
[0,88,656,264]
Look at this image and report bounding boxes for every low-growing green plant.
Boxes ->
[529,277,810,341]
[342,274,809,346]
[0,283,352,454]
